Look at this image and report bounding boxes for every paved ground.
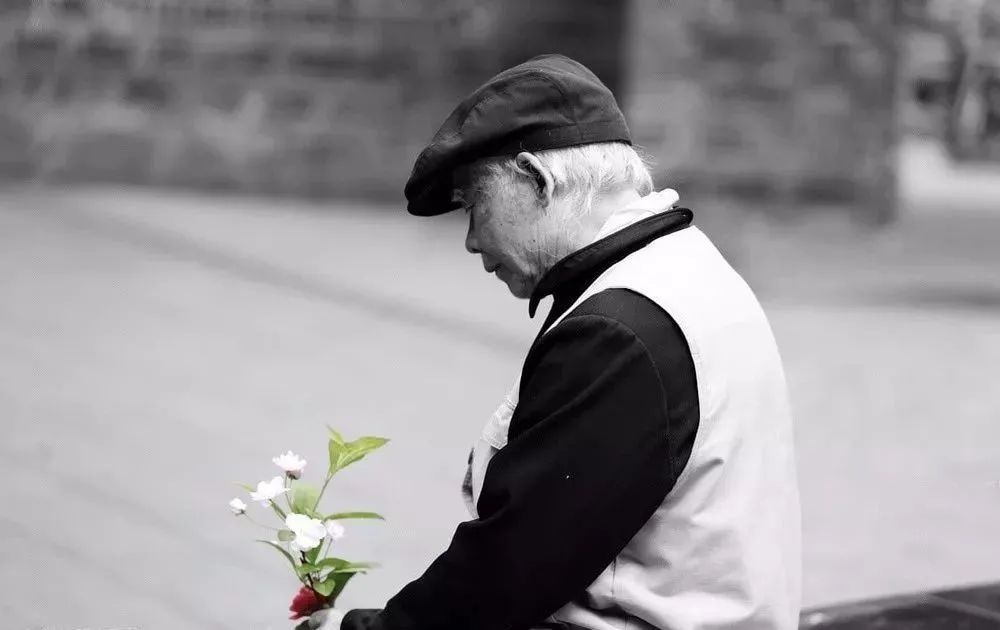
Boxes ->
[1,142,999,629]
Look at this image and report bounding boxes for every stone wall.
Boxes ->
[625,0,901,223]
[0,0,498,198]
[0,0,903,220]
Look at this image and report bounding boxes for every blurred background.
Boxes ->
[1,0,998,628]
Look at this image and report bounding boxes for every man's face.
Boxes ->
[457,179,555,299]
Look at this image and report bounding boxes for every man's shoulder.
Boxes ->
[563,288,674,336]
[516,288,700,465]
[528,288,694,382]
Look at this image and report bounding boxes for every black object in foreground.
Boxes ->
[800,582,1000,629]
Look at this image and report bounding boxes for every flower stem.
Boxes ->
[315,474,333,512]
[300,551,315,588]
[284,475,294,511]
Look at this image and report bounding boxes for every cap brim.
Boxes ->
[406,181,459,217]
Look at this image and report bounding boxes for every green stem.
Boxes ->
[300,552,315,588]
[319,534,332,560]
[314,473,333,512]
[284,475,294,511]
[271,502,288,520]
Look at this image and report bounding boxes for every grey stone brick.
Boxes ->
[203,46,272,75]
[267,89,314,123]
[81,32,133,71]
[0,112,31,178]
[58,0,87,17]
[200,80,248,114]
[14,31,60,69]
[124,75,174,110]
[0,0,902,217]
[161,135,241,189]
[0,0,28,17]
[155,38,195,71]
[287,46,356,78]
[61,130,154,183]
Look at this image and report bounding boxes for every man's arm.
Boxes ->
[341,301,697,630]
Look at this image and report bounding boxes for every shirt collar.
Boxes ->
[591,188,681,241]
[528,190,693,321]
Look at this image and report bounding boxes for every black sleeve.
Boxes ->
[342,303,695,630]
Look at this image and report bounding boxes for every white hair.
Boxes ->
[468,141,655,217]
[454,141,655,267]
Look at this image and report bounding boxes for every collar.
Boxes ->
[528,206,694,326]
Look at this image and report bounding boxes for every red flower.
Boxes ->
[289,585,328,620]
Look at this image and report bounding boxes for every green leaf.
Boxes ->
[296,562,318,577]
[326,426,346,446]
[311,570,359,602]
[337,560,378,573]
[308,557,352,571]
[355,435,390,449]
[323,511,385,521]
[257,540,298,572]
[235,483,255,492]
[326,430,389,476]
[313,574,339,597]
[276,529,294,542]
[297,558,377,580]
[305,544,323,565]
[338,436,389,470]
[328,437,347,476]
[329,571,357,603]
[290,482,321,516]
[331,564,377,574]
[323,557,378,572]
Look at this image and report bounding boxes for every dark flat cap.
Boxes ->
[404,54,632,217]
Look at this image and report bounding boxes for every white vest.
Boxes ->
[466,200,802,630]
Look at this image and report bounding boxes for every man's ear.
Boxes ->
[514,152,554,207]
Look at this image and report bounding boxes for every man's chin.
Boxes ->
[502,277,533,300]
[492,266,533,299]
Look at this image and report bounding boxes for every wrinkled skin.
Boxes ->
[456,153,573,299]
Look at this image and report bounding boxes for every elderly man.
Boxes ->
[313,54,801,630]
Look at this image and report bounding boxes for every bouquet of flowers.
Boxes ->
[229,428,388,623]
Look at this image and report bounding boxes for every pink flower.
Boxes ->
[289,585,328,620]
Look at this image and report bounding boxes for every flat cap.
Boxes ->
[404,54,632,217]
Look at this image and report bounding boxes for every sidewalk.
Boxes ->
[1,184,998,628]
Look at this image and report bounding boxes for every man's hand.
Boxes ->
[294,608,344,630]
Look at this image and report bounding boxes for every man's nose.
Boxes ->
[464,225,479,254]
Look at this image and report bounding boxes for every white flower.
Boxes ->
[285,513,327,552]
[228,497,247,515]
[249,476,288,505]
[272,451,307,479]
[325,520,345,541]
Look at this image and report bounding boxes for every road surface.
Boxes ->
[1,170,998,628]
